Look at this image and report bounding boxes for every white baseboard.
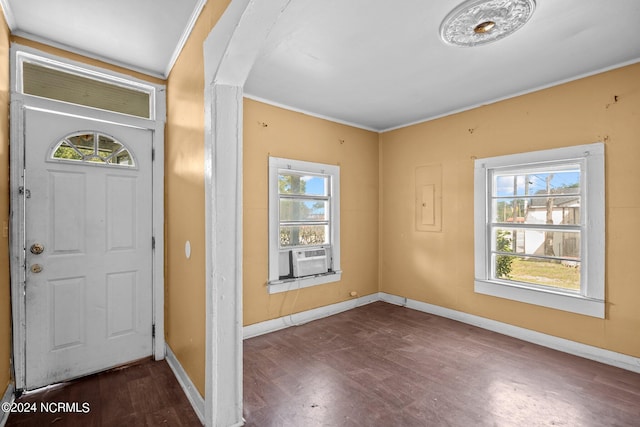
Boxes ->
[379,292,640,374]
[0,383,15,427]
[243,293,379,339]
[243,291,640,374]
[165,345,205,425]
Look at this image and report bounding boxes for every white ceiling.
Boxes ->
[3,0,640,131]
[1,0,206,78]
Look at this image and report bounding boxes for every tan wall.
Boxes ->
[165,0,230,396]
[0,12,10,394]
[243,99,379,325]
[380,63,640,357]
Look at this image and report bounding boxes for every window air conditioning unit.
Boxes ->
[291,248,329,278]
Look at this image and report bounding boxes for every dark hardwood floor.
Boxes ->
[6,359,201,427]
[6,302,640,426]
[243,302,640,426]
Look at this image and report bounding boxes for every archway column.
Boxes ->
[204,83,244,426]
[203,1,292,426]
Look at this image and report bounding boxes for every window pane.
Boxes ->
[494,168,580,197]
[97,135,123,159]
[113,150,134,166]
[493,198,528,223]
[492,198,580,225]
[279,173,328,196]
[495,174,522,197]
[528,170,580,196]
[495,255,581,291]
[280,225,328,247]
[525,198,580,225]
[280,199,328,221]
[68,134,94,152]
[52,141,83,160]
[51,132,135,167]
[493,228,580,259]
[23,61,151,118]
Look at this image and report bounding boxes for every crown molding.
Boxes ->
[0,0,16,30]
[164,0,207,78]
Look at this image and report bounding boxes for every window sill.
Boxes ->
[475,279,604,318]
[268,271,342,294]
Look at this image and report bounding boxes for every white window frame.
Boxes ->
[474,143,605,318]
[268,157,341,294]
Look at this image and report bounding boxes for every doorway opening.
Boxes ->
[9,46,166,392]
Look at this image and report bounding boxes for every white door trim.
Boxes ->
[9,45,166,391]
[202,1,292,425]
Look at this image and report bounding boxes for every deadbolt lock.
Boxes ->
[30,243,44,255]
[30,264,43,274]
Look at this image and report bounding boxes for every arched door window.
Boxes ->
[50,131,135,167]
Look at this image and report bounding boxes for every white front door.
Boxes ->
[23,108,154,390]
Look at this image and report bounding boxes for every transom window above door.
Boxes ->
[50,132,135,167]
[16,52,156,119]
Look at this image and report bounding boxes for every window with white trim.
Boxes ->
[474,143,605,318]
[268,157,341,294]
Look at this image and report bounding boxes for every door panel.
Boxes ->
[50,277,85,350]
[24,108,153,390]
[50,171,86,253]
[106,271,137,337]
[107,175,137,250]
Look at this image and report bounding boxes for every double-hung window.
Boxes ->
[474,143,605,318]
[268,157,341,294]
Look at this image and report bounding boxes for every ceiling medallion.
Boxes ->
[440,0,536,47]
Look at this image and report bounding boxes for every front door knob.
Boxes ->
[30,243,44,255]
[30,264,43,274]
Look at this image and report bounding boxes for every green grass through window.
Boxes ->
[509,258,580,291]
